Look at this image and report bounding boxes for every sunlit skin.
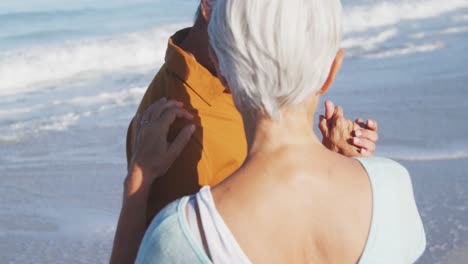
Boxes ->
[110,1,378,263]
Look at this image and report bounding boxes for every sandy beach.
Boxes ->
[401,159,468,263]
[443,242,468,264]
[1,0,468,263]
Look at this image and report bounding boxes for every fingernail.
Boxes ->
[354,137,360,144]
[368,120,374,127]
[355,130,362,137]
[361,149,367,155]
[189,124,196,133]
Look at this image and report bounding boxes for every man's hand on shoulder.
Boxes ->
[318,100,379,157]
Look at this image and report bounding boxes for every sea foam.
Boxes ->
[441,26,468,34]
[1,0,468,97]
[342,28,399,57]
[380,146,468,161]
[67,87,146,108]
[343,0,468,34]
[0,86,146,143]
[453,14,468,21]
[365,41,445,59]
[0,23,187,97]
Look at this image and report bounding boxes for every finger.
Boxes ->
[318,115,329,137]
[331,106,344,125]
[354,128,379,142]
[366,119,378,132]
[354,118,365,128]
[324,100,335,119]
[167,124,196,159]
[359,148,372,157]
[142,97,167,122]
[335,106,344,118]
[352,138,376,154]
[159,107,194,132]
[153,99,184,120]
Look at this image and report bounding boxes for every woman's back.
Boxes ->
[136,148,426,263]
[211,147,373,263]
[209,148,425,263]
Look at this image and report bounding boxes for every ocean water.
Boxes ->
[0,0,467,263]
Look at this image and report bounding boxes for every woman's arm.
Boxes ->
[110,98,195,264]
[110,167,151,264]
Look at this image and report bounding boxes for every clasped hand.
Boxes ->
[319,100,379,157]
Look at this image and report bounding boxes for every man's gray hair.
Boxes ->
[208,0,342,118]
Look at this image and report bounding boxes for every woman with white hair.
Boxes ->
[131,0,426,263]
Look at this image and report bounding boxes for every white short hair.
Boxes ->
[208,0,342,118]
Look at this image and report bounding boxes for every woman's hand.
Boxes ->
[319,100,378,157]
[125,98,195,197]
[111,98,194,264]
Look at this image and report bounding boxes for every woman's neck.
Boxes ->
[243,107,323,160]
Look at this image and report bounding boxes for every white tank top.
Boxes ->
[186,157,426,264]
[187,186,251,264]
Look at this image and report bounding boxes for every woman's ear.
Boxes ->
[319,49,344,95]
